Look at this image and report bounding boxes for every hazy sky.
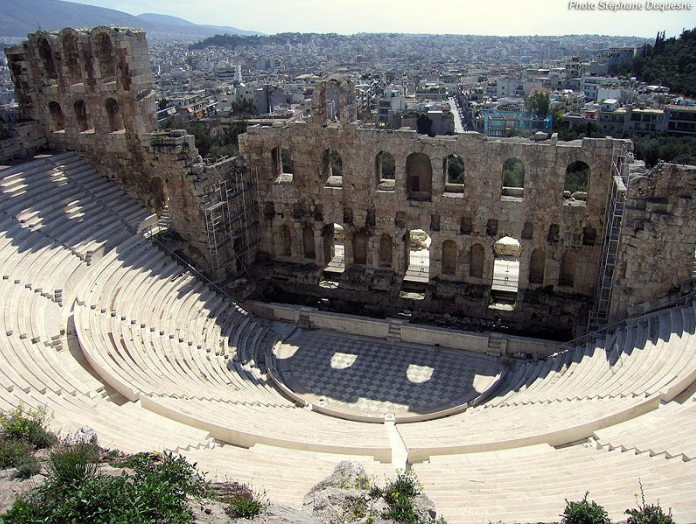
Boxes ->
[64,0,694,37]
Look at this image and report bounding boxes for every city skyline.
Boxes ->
[63,0,693,38]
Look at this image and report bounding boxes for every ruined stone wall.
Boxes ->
[5,28,251,280]
[240,80,623,301]
[612,163,696,321]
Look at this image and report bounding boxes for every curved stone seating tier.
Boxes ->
[399,394,661,462]
[594,388,696,461]
[488,304,696,407]
[412,441,696,524]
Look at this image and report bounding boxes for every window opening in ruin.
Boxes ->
[105,98,123,132]
[376,151,395,191]
[442,239,457,276]
[460,216,473,235]
[48,102,65,132]
[529,248,546,285]
[402,229,431,299]
[469,243,485,278]
[547,223,560,243]
[322,149,343,188]
[491,236,521,308]
[74,100,89,132]
[564,160,590,203]
[62,33,82,85]
[406,152,432,201]
[559,250,576,287]
[321,223,344,287]
[148,176,167,217]
[272,146,293,184]
[582,224,597,246]
[502,157,525,199]
[444,154,465,193]
[96,33,116,82]
[38,37,57,81]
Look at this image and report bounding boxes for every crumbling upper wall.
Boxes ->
[613,163,696,320]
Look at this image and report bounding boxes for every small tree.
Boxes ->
[525,92,551,118]
[561,492,610,524]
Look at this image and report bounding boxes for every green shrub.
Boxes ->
[1,451,207,524]
[13,454,40,479]
[222,483,266,519]
[625,483,674,524]
[0,405,55,449]
[0,438,33,469]
[561,492,610,524]
[47,443,100,484]
[383,471,420,506]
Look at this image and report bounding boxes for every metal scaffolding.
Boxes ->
[588,146,630,329]
[204,164,259,280]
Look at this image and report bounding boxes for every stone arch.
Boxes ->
[376,151,395,191]
[406,152,432,201]
[280,225,292,256]
[61,32,82,85]
[529,248,545,284]
[74,100,89,132]
[303,224,315,259]
[470,243,484,278]
[37,36,57,81]
[565,160,590,196]
[148,176,167,215]
[443,154,465,192]
[379,233,392,267]
[105,98,123,132]
[353,230,368,265]
[48,101,64,132]
[442,239,457,275]
[95,32,116,82]
[502,157,525,197]
[559,250,576,287]
[322,149,342,187]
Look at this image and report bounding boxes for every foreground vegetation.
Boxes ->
[0,405,678,523]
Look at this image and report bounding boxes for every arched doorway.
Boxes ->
[491,236,521,307]
[402,229,431,299]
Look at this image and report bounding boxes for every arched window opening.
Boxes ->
[444,154,465,192]
[376,151,395,191]
[74,100,89,132]
[565,160,590,201]
[406,152,432,201]
[442,240,457,275]
[96,33,116,82]
[502,157,525,198]
[303,225,315,259]
[529,248,545,285]
[403,229,431,298]
[62,34,82,84]
[322,223,344,283]
[48,102,64,132]
[559,250,576,287]
[105,98,123,132]
[380,234,392,267]
[326,84,341,121]
[38,38,57,80]
[491,236,521,307]
[547,223,560,243]
[470,243,485,278]
[322,148,343,187]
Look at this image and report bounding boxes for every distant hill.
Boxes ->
[0,0,261,39]
[629,27,696,98]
